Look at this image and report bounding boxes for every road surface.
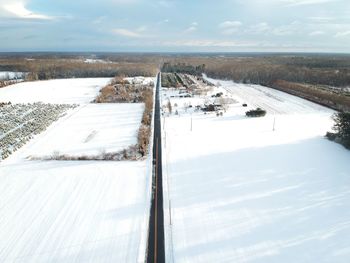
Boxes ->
[147,72,165,263]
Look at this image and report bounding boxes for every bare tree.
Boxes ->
[167,100,172,114]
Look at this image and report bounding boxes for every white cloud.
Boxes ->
[271,21,301,36]
[161,39,257,48]
[219,21,242,28]
[184,26,197,33]
[108,0,141,4]
[136,25,147,32]
[92,16,106,25]
[273,27,296,36]
[307,16,335,22]
[157,0,174,8]
[219,20,242,35]
[184,22,198,33]
[157,19,169,25]
[248,22,270,34]
[112,28,142,38]
[282,0,338,6]
[335,31,350,38]
[309,30,325,36]
[1,1,52,19]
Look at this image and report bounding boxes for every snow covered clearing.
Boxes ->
[0,77,153,262]
[84,59,111,64]
[0,78,111,104]
[125,76,155,86]
[11,103,144,160]
[162,78,350,262]
[0,78,112,160]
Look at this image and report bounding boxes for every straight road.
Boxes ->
[147,72,165,263]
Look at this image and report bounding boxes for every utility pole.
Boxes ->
[190,114,193,132]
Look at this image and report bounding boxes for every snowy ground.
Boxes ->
[0,78,111,104]
[0,160,151,263]
[84,59,111,64]
[125,76,155,86]
[0,78,152,262]
[11,103,144,160]
[161,78,350,262]
[207,76,329,115]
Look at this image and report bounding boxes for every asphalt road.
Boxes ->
[147,72,165,263]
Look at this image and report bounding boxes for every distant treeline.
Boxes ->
[0,58,158,80]
[2,53,349,87]
[159,55,350,87]
[205,59,350,88]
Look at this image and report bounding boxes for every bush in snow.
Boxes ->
[167,100,172,114]
[245,108,266,117]
[326,112,350,149]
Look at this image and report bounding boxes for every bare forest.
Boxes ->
[1,52,349,112]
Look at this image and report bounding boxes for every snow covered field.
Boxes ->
[0,160,151,263]
[0,78,111,104]
[10,103,144,160]
[0,78,152,262]
[162,78,350,262]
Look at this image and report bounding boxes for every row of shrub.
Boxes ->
[271,80,350,112]
[138,88,153,157]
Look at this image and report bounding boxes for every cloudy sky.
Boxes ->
[0,0,349,52]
